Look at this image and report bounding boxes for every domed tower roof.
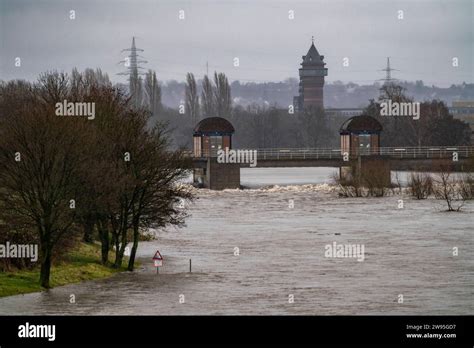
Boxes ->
[193,117,235,136]
[340,115,383,135]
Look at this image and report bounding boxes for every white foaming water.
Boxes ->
[241,167,339,188]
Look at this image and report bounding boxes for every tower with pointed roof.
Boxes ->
[294,38,328,111]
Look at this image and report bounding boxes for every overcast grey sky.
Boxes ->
[1,0,472,86]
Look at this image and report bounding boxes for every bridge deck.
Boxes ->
[245,146,473,161]
[190,146,473,170]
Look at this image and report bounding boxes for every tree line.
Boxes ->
[364,84,471,147]
[125,70,232,126]
[0,68,193,288]
[158,78,474,110]
[154,78,471,150]
[125,69,471,150]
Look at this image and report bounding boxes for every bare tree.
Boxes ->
[433,163,464,211]
[185,73,199,123]
[0,68,197,287]
[297,107,331,148]
[201,74,215,117]
[75,78,130,264]
[408,172,433,199]
[214,72,232,118]
[458,173,474,200]
[129,68,143,109]
[0,73,93,288]
[144,70,162,116]
[126,125,193,271]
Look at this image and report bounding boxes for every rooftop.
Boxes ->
[194,117,235,135]
[340,115,383,134]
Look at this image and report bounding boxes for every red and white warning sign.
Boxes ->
[152,250,163,267]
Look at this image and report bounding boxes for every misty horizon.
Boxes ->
[1,0,473,87]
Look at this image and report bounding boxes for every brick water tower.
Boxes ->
[293,37,328,111]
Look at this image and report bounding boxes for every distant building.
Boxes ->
[193,117,234,158]
[294,38,328,111]
[192,117,239,190]
[339,115,390,187]
[339,115,382,156]
[449,101,474,143]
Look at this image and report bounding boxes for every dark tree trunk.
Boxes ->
[39,237,52,288]
[110,216,122,268]
[97,218,109,265]
[110,231,116,258]
[114,220,128,268]
[82,217,95,243]
[127,218,140,271]
[113,233,121,268]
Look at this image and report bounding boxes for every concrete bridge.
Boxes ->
[191,146,474,189]
[191,115,473,189]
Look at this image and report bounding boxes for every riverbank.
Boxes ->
[0,243,129,298]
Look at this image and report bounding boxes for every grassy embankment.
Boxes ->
[0,242,129,298]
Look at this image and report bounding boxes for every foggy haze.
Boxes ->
[1,0,473,87]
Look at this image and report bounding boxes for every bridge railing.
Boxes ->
[188,146,474,160]
[256,148,342,160]
[378,146,474,159]
[248,146,474,160]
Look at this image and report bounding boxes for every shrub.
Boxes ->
[408,172,433,199]
[458,173,474,200]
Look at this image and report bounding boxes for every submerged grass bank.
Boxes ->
[0,243,129,298]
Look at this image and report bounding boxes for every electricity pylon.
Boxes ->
[378,57,398,85]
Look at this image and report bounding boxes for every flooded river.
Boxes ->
[0,168,473,315]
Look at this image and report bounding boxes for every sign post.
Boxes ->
[152,250,163,274]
